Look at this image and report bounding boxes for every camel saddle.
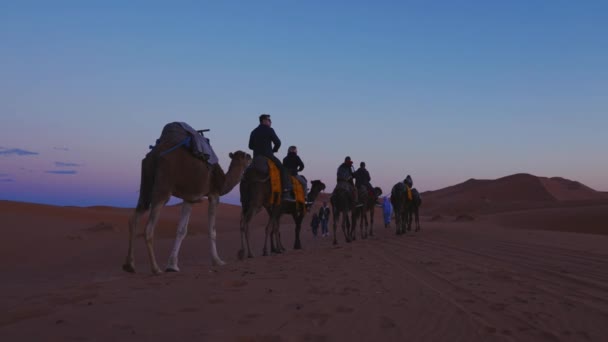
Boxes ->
[151,122,219,165]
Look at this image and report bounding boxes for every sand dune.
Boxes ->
[2,176,608,341]
[421,173,608,216]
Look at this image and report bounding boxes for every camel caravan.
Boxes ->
[123,117,421,274]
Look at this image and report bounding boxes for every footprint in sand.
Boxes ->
[112,323,133,330]
[301,333,330,342]
[179,307,200,313]
[489,302,507,311]
[237,313,261,325]
[379,316,397,329]
[237,335,283,342]
[207,297,225,304]
[339,286,360,296]
[227,279,248,288]
[306,312,330,327]
[334,306,354,314]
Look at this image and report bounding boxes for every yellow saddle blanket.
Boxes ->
[266,159,306,211]
[291,176,306,213]
[268,159,281,205]
[406,185,413,201]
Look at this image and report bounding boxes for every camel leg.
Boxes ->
[238,210,253,260]
[361,211,368,239]
[206,195,225,266]
[369,207,376,236]
[269,211,286,253]
[333,211,339,245]
[350,211,356,241]
[407,209,413,232]
[123,208,145,273]
[276,214,286,252]
[144,202,164,274]
[415,207,421,232]
[263,217,274,256]
[294,215,303,250]
[345,212,352,243]
[395,212,401,235]
[165,202,192,272]
[278,228,286,252]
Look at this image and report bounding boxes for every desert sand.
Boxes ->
[1,174,608,341]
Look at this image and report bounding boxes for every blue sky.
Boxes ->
[1,1,607,207]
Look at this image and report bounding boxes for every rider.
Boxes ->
[404,174,413,188]
[249,114,294,202]
[283,145,309,204]
[354,161,372,194]
[336,156,361,207]
[404,174,413,201]
[282,145,304,176]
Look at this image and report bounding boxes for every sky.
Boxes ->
[1,0,607,207]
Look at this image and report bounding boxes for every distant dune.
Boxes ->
[421,173,608,216]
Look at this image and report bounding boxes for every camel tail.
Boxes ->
[135,156,156,212]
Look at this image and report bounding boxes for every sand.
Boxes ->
[1,176,608,341]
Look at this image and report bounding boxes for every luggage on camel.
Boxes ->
[149,122,219,165]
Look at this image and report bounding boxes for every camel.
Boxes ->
[239,156,326,258]
[353,185,383,239]
[390,182,412,235]
[408,188,422,232]
[330,183,357,244]
[122,130,251,274]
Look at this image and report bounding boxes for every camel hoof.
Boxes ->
[165,267,179,272]
[263,249,268,256]
[294,243,302,250]
[152,268,163,275]
[122,264,136,273]
[247,253,254,259]
[237,249,245,260]
[333,240,337,245]
[213,259,226,266]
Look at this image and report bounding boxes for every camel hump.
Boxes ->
[155,122,219,164]
[251,155,270,174]
[411,188,422,203]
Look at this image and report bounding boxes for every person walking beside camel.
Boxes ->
[382,195,392,228]
[310,212,320,237]
[319,201,331,237]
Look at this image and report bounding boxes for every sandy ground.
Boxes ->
[1,198,607,341]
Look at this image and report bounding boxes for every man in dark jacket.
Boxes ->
[354,161,371,190]
[249,114,294,201]
[336,156,360,206]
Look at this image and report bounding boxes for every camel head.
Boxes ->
[228,150,252,169]
[218,151,252,196]
[373,187,383,198]
[307,180,326,203]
